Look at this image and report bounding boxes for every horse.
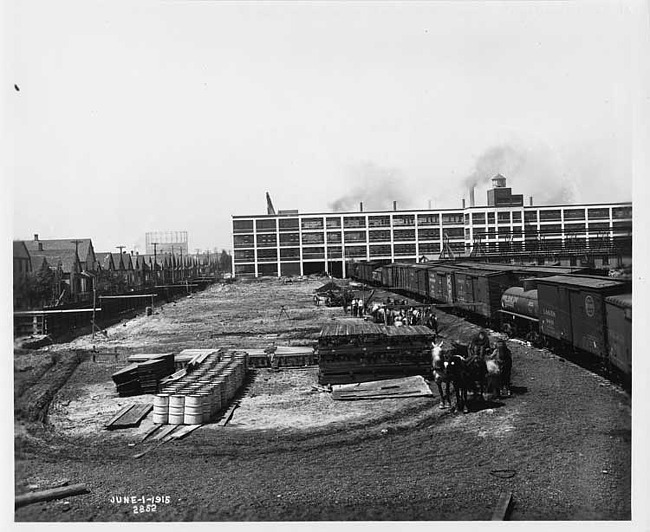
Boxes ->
[431,341,453,409]
[447,337,489,413]
[485,340,513,398]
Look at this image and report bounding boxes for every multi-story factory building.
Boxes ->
[231,176,632,278]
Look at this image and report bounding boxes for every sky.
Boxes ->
[5,0,649,254]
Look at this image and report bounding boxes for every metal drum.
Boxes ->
[152,394,169,424]
[183,395,204,425]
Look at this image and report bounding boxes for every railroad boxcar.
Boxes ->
[604,293,632,378]
[355,261,380,285]
[536,275,629,361]
[426,263,462,304]
[411,264,433,299]
[452,266,520,322]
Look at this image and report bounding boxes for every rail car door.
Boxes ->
[538,282,573,343]
[569,289,606,358]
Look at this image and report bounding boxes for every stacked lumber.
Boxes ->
[317,323,435,385]
[331,376,433,400]
[111,353,176,397]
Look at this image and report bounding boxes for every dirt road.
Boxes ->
[14,277,631,521]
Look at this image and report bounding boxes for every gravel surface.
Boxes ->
[14,277,631,521]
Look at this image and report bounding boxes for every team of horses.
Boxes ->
[431,330,512,414]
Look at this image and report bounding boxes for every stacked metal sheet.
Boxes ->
[316,322,435,385]
[111,364,142,397]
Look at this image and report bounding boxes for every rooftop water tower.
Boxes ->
[491,174,507,188]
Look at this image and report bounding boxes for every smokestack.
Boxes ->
[529,196,534,206]
[462,199,466,209]
[393,201,397,211]
[428,199,432,209]
[359,202,363,212]
[33,234,39,241]
[469,187,475,207]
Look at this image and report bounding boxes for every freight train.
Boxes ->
[348,260,632,384]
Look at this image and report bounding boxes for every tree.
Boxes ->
[25,265,56,308]
[218,250,232,273]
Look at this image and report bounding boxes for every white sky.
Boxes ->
[5,0,648,253]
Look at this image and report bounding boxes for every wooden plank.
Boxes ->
[171,424,202,440]
[15,484,89,508]
[104,404,135,428]
[140,423,163,442]
[152,424,178,441]
[491,491,513,521]
[217,402,240,427]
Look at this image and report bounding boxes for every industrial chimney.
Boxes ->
[462,199,466,209]
[393,201,397,211]
[469,187,475,207]
[33,234,39,241]
[529,196,534,206]
[359,202,363,212]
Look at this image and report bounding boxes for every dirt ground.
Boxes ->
[14,276,631,522]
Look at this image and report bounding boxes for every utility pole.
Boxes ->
[70,240,84,299]
[116,245,126,254]
[152,242,158,286]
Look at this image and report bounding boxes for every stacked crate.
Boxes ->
[316,322,435,385]
[111,353,176,397]
[152,350,249,425]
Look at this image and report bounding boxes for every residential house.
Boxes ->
[13,241,32,309]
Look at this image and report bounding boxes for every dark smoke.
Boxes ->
[464,142,576,205]
[329,162,414,212]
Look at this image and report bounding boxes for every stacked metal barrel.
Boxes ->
[151,352,248,425]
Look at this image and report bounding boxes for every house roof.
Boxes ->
[13,241,31,260]
[29,249,80,273]
[24,238,94,261]
[95,252,115,271]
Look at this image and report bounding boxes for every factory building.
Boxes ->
[231,176,632,278]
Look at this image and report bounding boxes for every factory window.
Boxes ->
[344,245,367,258]
[419,242,440,254]
[497,226,511,235]
[233,220,254,233]
[327,246,342,258]
[497,212,511,224]
[234,250,255,263]
[612,207,632,219]
[487,227,495,238]
[602,255,610,266]
[302,218,324,230]
[369,245,391,257]
[512,226,523,237]
[448,242,465,252]
[344,216,366,229]
[442,213,464,225]
[589,222,611,232]
[487,212,495,224]
[393,229,415,241]
[344,231,367,243]
[302,247,325,260]
[465,229,471,239]
[472,213,486,224]
[394,243,416,256]
[326,231,342,244]
[569,256,577,266]
[524,211,538,223]
[464,213,470,224]
[443,227,465,239]
[565,223,586,232]
[512,212,522,223]
[233,235,254,248]
[257,248,277,262]
[612,221,632,232]
[417,214,439,225]
[302,232,324,245]
[540,224,562,235]
[368,215,391,227]
[326,217,342,229]
[393,215,415,226]
[256,219,277,232]
[539,210,561,222]
[279,233,300,246]
[563,209,585,221]
[369,230,391,242]
[258,263,278,276]
[235,264,255,275]
[256,234,277,247]
[280,248,300,260]
[588,208,610,220]
[278,218,299,232]
[418,228,440,240]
